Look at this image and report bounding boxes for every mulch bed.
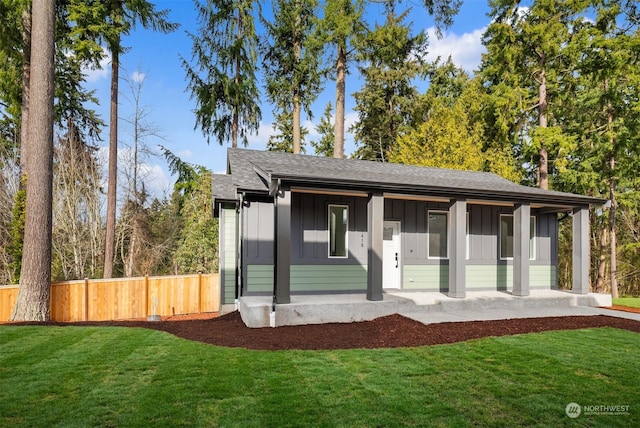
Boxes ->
[8,309,640,351]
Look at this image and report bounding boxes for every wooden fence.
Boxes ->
[0,273,220,322]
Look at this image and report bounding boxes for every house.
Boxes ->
[213,148,605,325]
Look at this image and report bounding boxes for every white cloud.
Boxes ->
[246,122,275,151]
[425,27,487,73]
[83,48,111,82]
[140,163,172,198]
[131,71,146,83]
[304,119,319,138]
[177,149,193,159]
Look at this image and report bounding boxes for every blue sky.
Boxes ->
[84,0,492,199]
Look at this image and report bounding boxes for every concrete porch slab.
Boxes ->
[239,290,616,328]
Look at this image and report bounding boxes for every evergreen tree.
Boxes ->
[267,110,308,153]
[84,0,178,278]
[311,102,335,157]
[316,0,365,158]
[480,0,585,189]
[262,0,323,154]
[10,0,55,321]
[182,0,261,148]
[561,1,640,296]
[351,3,429,161]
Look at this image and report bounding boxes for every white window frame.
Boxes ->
[466,212,470,260]
[499,214,536,260]
[428,210,449,260]
[328,204,349,258]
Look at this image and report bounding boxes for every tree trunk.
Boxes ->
[19,6,32,175]
[538,68,548,190]
[292,7,301,154]
[293,91,301,154]
[606,82,618,298]
[609,159,619,298]
[232,8,242,149]
[333,44,346,159]
[103,47,119,278]
[11,0,55,322]
[595,225,607,293]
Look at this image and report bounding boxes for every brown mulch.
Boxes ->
[608,305,640,314]
[8,309,640,351]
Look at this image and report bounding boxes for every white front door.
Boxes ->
[383,221,401,289]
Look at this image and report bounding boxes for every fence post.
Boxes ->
[144,275,149,317]
[83,278,89,321]
[198,273,203,313]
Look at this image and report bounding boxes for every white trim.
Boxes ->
[328,204,349,258]
[427,210,449,259]
[466,212,470,260]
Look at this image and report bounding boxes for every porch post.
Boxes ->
[448,199,466,298]
[274,187,291,304]
[572,206,590,294]
[513,203,530,296]
[367,192,383,301]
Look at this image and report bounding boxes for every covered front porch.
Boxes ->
[237,289,613,328]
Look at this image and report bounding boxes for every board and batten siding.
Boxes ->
[291,192,368,265]
[240,194,559,294]
[389,200,558,291]
[243,200,275,294]
[220,205,237,304]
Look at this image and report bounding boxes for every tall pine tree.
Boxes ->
[262,0,322,154]
[182,0,261,148]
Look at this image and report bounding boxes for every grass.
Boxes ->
[613,297,640,308]
[1,325,639,427]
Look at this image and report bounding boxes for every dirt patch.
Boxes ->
[11,311,640,351]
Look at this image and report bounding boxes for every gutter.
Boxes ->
[270,179,281,327]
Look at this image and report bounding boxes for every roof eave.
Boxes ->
[268,174,605,207]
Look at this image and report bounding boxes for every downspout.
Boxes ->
[270,179,281,327]
[235,193,244,310]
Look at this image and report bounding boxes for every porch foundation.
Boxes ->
[238,290,612,328]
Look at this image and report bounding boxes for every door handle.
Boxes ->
[395,252,398,268]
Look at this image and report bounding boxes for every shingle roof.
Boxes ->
[211,173,236,201]
[217,148,604,207]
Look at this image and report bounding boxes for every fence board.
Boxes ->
[0,273,220,322]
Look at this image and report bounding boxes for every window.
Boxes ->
[428,211,448,259]
[466,213,470,260]
[329,205,348,257]
[500,214,536,260]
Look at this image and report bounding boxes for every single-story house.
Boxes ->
[213,148,604,313]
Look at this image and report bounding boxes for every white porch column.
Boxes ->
[448,199,466,298]
[367,192,384,301]
[513,203,530,296]
[572,206,590,294]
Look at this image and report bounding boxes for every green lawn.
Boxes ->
[614,297,640,308]
[1,325,638,427]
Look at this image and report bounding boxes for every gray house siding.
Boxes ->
[243,199,274,294]
[384,199,558,291]
[290,192,368,292]
[241,193,559,295]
